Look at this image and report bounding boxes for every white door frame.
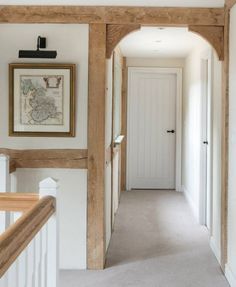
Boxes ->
[199,49,213,229]
[126,67,183,191]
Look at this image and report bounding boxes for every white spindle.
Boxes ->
[39,177,58,287]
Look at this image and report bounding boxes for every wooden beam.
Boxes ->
[221,8,230,271]
[87,24,106,270]
[0,148,88,169]
[0,6,225,26]
[106,24,140,58]
[0,193,39,212]
[121,58,128,192]
[225,0,236,9]
[189,25,224,61]
[0,196,55,278]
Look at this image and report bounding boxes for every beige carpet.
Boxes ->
[59,190,229,287]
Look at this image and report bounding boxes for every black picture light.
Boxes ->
[19,36,57,59]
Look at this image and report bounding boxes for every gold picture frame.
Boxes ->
[9,63,76,137]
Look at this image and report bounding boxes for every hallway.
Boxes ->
[60,190,229,287]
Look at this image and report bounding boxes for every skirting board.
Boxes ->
[210,236,221,264]
[182,185,199,221]
[225,264,236,287]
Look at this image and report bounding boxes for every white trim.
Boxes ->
[210,236,221,264]
[126,67,182,191]
[225,264,236,287]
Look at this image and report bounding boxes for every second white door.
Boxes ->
[127,68,177,190]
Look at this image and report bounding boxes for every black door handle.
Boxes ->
[203,141,208,145]
[167,130,175,133]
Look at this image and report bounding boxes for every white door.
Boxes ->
[127,68,177,190]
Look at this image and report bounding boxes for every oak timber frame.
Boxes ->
[0,5,229,270]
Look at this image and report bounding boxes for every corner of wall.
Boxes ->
[182,185,199,222]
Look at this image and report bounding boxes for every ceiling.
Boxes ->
[0,0,224,7]
[119,27,209,58]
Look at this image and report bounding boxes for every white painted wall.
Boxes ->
[126,57,184,68]
[15,168,87,269]
[226,5,236,286]
[0,24,88,149]
[210,52,222,263]
[183,41,211,219]
[0,24,89,269]
[183,39,222,263]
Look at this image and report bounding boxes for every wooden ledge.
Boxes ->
[0,196,55,277]
[0,148,88,169]
[0,193,39,212]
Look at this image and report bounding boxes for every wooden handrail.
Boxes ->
[9,159,16,174]
[0,196,56,277]
[0,193,39,212]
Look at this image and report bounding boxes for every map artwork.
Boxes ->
[20,75,64,126]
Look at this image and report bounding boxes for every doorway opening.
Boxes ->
[105,26,223,269]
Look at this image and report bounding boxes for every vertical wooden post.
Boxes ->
[87,24,107,269]
[39,177,59,287]
[221,7,230,270]
[121,58,128,192]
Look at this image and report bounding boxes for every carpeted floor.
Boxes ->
[59,190,229,287]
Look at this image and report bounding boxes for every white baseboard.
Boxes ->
[209,236,221,264]
[225,263,236,287]
[182,185,198,221]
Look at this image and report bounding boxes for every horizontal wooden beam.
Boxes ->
[0,193,39,212]
[0,6,225,26]
[0,196,55,277]
[0,148,88,169]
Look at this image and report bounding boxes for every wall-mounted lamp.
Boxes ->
[19,36,57,59]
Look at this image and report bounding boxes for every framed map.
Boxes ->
[9,63,75,137]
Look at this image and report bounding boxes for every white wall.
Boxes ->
[126,57,184,68]
[0,24,88,149]
[183,39,222,263]
[0,24,89,269]
[226,5,236,286]
[210,52,222,263]
[15,168,87,269]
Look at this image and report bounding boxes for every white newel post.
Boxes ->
[0,154,10,235]
[39,177,59,287]
[0,154,10,192]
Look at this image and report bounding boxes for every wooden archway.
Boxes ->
[106,24,224,61]
[0,4,229,271]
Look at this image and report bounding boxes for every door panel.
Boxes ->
[128,70,177,189]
